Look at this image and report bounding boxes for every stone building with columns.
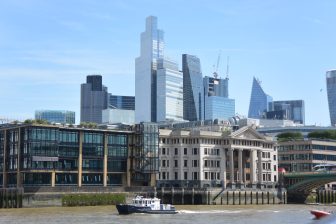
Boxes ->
[157,126,278,189]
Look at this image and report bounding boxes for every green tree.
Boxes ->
[276,132,303,142]
[308,130,336,140]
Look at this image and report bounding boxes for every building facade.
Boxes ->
[156,58,184,122]
[80,75,108,124]
[109,94,135,110]
[135,16,164,123]
[327,70,336,126]
[277,139,336,172]
[158,126,277,189]
[266,100,305,124]
[203,76,235,120]
[0,123,158,189]
[182,54,204,121]
[35,110,75,124]
[248,77,273,119]
[102,108,135,125]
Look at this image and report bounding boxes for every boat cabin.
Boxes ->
[132,196,161,210]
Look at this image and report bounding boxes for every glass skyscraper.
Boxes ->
[109,94,135,110]
[135,16,164,123]
[35,110,75,124]
[156,58,184,122]
[248,77,273,119]
[267,100,305,124]
[80,75,108,124]
[203,76,235,120]
[327,70,336,126]
[182,54,204,121]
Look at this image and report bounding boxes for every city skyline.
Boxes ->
[0,0,335,125]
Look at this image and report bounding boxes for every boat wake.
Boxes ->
[178,210,242,214]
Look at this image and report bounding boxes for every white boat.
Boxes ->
[116,195,177,215]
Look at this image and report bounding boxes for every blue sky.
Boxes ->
[0,0,335,125]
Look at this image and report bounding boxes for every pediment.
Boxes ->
[230,127,265,140]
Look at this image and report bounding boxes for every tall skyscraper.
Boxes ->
[203,76,235,120]
[266,100,305,124]
[327,70,336,126]
[35,110,75,124]
[80,75,108,124]
[182,54,204,121]
[135,16,164,123]
[109,94,135,110]
[156,58,184,122]
[248,77,273,119]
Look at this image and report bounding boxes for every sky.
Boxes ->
[0,0,335,126]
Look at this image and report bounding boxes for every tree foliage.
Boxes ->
[308,130,336,140]
[79,122,98,129]
[276,132,303,142]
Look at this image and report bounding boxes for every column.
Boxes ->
[257,150,262,185]
[78,131,83,187]
[3,130,7,188]
[222,148,227,188]
[229,148,234,186]
[103,134,108,187]
[238,149,243,186]
[51,171,55,187]
[250,149,256,185]
[16,128,21,188]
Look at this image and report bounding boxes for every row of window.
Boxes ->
[160,171,199,180]
[279,153,336,161]
[161,138,230,145]
[160,147,199,156]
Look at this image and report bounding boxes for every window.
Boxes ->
[184,148,187,155]
[184,172,188,180]
[193,148,198,155]
[216,160,220,167]
[273,155,277,161]
[162,160,166,167]
[193,172,198,180]
[162,148,166,155]
[184,160,188,167]
[193,160,198,167]
[274,165,277,171]
[204,148,207,155]
[175,172,178,180]
[205,172,208,180]
[175,148,178,155]
[174,160,178,167]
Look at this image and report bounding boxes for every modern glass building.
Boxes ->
[204,96,235,120]
[135,16,164,123]
[80,75,108,124]
[0,123,159,189]
[182,54,204,121]
[156,58,184,122]
[267,100,305,124]
[203,76,235,120]
[109,94,135,110]
[35,110,75,124]
[248,77,273,119]
[327,70,336,126]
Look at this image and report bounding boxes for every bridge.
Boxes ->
[283,171,336,203]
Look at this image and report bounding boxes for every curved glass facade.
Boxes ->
[327,70,336,126]
[248,77,273,119]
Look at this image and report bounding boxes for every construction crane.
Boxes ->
[226,56,230,79]
[213,51,221,79]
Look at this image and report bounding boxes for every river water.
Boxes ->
[0,204,333,224]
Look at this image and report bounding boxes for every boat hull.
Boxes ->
[116,204,177,215]
[310,210,331,219]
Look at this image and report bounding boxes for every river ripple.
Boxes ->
[0,204,333,224]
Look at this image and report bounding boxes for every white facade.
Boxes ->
[158,126,278,189]
[157,58,184,122]
[102,108,135,125]
[135,16,164,123]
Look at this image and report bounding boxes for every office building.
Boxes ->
[80,75,108,124]
[0,122,159,189]
[102,108,135,125]
[109,94,135,110]
[277,139,336,172]
[135,16,164,123]
[35,110,75,124]
[203,76,235,120]
[266,100,305,124]
[182,54,204,121]
[158,126,277,189]
[156,58,184,122]
[248,77,273,119]
[327,70,336,126]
